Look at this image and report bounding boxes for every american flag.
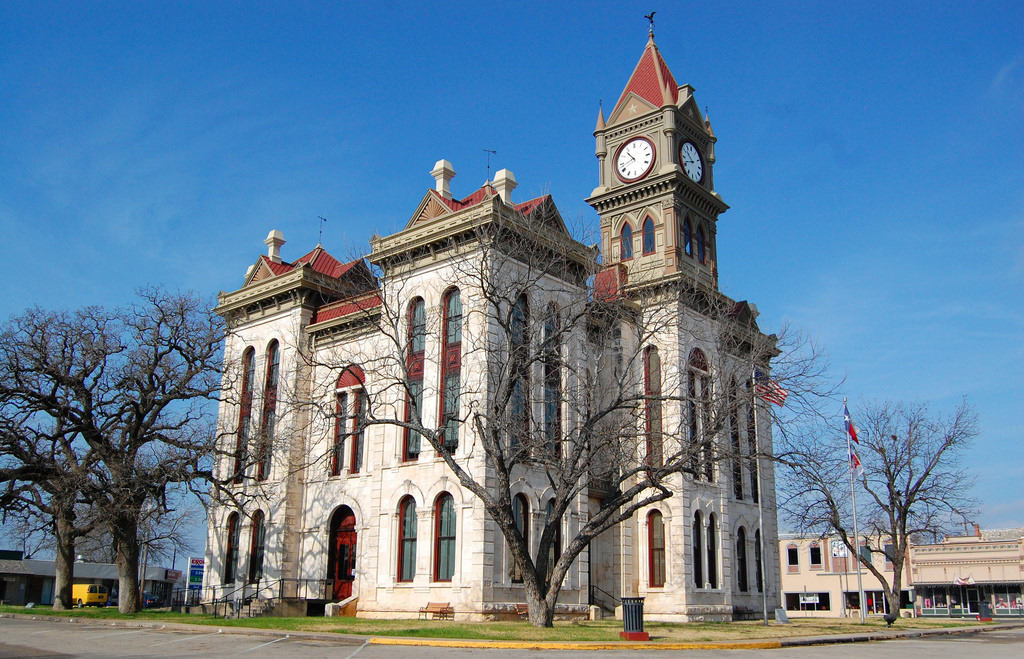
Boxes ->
[754,369,788,406]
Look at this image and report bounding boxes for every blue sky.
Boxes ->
[2,0,1022,561]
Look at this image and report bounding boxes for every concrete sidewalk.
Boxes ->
[4,611,1023,651]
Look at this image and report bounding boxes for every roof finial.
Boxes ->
[483,148,497,183]
[644,11,656,38]
[318,215,327,246]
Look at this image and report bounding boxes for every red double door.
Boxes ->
[328,507,357,601]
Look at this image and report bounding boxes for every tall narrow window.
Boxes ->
[642,217,655,255]
[397,497,417,582]
[683,219,693,256]
[644,346,663,467]
[440,289,462,453]
[545,499,561,583]
[737,527,749,592]
[434,493,456,581]
[404,298,425,461]
[707,513,718,589]
[257,341,279,481]
[511,494,529,583]
[747,382,759,503]
[620,223,633,260]
[224,512,240,584]
[331,392,348,476]
[692,511,703,588]
[696,226,706,264]
[233,348,255,483]
[730,380,743,499]
[688,349,712,480]
[248,510,266,583]
[648,510,665,587]
[542,305,561,457]
[755,529,764,592]
[510,294,529,448]
[350,389,366,473]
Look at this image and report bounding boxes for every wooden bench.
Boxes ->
[419,602,454,620]
[516,603,529,620]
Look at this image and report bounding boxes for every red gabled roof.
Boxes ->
[293,245,357,279]
[514,196,547,216]
[260,255,295,276]
[612,37,679,115]
[434,184,497,212]
[314,291,383,324]
[594,264,627,301]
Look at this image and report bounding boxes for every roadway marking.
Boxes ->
[148,630,223,647]
[345,639,370,658]
[234,635,290,654]
[81,629,148,640]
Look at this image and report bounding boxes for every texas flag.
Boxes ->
[849,444,865,479]
[844,402,860,444]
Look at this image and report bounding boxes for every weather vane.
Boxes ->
[645,11,656,37]
[484,148,497,182]
[318,215,327,244]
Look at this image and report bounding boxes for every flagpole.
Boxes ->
[752,367,769,626]
[845,397,866,624]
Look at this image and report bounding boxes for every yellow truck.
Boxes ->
[71,583,108,607]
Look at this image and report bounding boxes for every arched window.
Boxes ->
[224,512,240,584]
[233,347,255,483]
[335,365,366,475]
[683,219,693,256]
[696,226,706,264]
[434,493,456,581]
[620,222,633,260]
[440,289,462,452]
[737,527,749,592]
[404,298,426,461]
[692,511,703,588]
[257,341,280,481]
[707,513,718,589]
[730,379,742,499]
[510,294,530,448]
[644,346,663,467]
[397,497,417,582]
[545,499,561,582]
[688,349,713,481]
[648,510,665,588]
[542,305,561,456]
[248,510,266,583]
[511,494,529,583]
[642,217,655,255]
[754,529,764,592]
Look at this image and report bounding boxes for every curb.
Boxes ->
[4,612,1023,651]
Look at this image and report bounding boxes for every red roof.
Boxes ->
[256,246,358,281]
[612,38,679,116]
[314,291,383,324]
[594,264,627,301]
[431,185,548,218]
[514,196,547,216]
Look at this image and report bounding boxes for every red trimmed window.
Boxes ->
[224,512,240,584]
[257,341,279,481]
[644,346,663,467]
[434,493,456,581]
[648,510,665,587]
[439,289,462,453]
[330,391,348,476]
[336,366,366,475]
[404,298,425,461]
[233,347,255,483]
[642,217,655,255]
[620,223,633,260]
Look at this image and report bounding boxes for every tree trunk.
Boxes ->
[52,507,77,611]
[523,576,554,627]
[113,520,141,614]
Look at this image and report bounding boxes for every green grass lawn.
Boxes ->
[0,604,990,642]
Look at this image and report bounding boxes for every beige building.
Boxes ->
[203,34,781,622]
[779,527,1024,619]
[778,535,911,618]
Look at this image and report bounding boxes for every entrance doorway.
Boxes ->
[327,506,357,601]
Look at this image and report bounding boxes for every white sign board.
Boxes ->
[799,593,820,605]
[831,540,848,558]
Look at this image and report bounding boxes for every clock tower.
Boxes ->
[586,35,728,293]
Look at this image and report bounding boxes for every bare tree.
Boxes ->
[0,289,223,612]
[291,204,799,626]
[778,399,979,623]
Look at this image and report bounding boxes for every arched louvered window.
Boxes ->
[397,497,417,582]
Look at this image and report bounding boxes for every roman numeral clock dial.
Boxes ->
[615,137,655,182]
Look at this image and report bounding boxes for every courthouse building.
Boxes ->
[203,33,781,621]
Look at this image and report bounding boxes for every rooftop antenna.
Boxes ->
[318,215,327,245]
[644,11,656,38]
[483,148,497,183]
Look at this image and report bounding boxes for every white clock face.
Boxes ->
[680,141,703,183]
[615,138,655,181]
